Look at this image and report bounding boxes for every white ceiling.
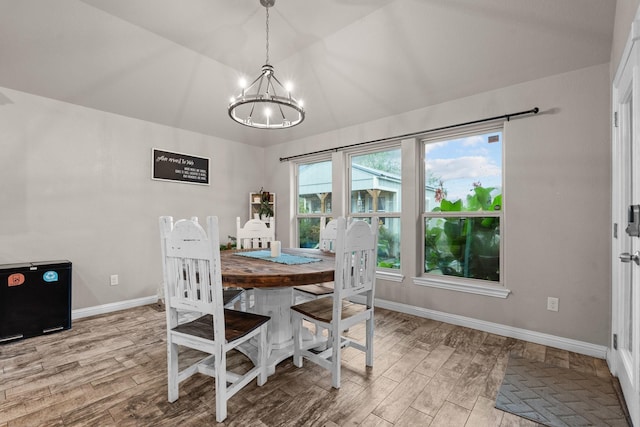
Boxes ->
[0,0,616,147]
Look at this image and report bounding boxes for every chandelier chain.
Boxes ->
[265,6,270,64]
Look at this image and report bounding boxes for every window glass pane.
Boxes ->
[377,217,401,269]
[298,161,332,214]
[424,216,500,281]
[296,160,332,249]
[298,217,321,248]
[351,149,401,214]
[352,217,401,269]
[425,132,502,212]
[350,149,402,270]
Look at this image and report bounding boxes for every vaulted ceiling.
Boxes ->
[0,0,616,147]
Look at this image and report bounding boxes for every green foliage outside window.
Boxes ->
[298,217,321,248]
[377,220,400,269]
[425,185,501,281]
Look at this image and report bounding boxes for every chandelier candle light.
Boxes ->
[228,0,305,129]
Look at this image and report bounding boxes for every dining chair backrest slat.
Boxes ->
[236,217,275,249]
[319,218,338,252]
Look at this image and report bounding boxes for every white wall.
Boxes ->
[266,63,611,346]
[611,0,640,78]
[0,87,265,309]
[0,63,612,346]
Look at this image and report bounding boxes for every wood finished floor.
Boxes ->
[0,303,613,427]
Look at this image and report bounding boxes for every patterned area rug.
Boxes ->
[495,356,630,427]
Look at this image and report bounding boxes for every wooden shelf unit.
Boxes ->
[249,192,275,227]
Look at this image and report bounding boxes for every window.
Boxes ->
[349,148,401,269]
[295,160,332,248]
[423,129,503,284]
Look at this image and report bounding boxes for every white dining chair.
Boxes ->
[236,217,275,249]
[236,217,276,310]
[159,216,270,422]
[293,217,338,303]
[318,217,339,252]
[290,217,378,388]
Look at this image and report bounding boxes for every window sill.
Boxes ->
[412,276,511,298]
[376,270,404,283]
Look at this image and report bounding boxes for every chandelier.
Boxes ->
[228,0,305,129]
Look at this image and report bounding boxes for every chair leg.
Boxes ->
[331,329,341,389]
[215,347,227,423]
[244,289,254,311]
[167,341,179,402]
[292,315,303,368]
[315,322,324,339]
[257,324,268,386]
[238,291,246,311]
[365,314,374,367]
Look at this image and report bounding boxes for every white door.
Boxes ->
[612,20,640,427]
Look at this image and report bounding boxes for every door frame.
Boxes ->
[610,15,640,427]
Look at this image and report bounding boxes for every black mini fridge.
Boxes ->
[0,260,72,343]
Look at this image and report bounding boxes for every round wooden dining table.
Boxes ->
[220,248,335,288]
[219,248,335,373]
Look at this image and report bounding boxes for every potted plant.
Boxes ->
[257,188,274,220]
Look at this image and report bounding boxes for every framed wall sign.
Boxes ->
[152,148,210,185]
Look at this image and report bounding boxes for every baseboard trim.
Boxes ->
[72,295,608,359]
[72,296,158,320]
[357,297,609,359]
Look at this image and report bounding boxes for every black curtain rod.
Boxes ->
[279,107,539,162]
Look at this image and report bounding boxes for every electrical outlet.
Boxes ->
[547,297,559,312]
[110,274,119,286]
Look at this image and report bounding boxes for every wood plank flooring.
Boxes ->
[0,304,613,426]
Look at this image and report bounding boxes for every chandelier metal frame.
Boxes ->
[228,0,305,129]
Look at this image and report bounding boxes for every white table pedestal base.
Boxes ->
[238,287,322,375]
